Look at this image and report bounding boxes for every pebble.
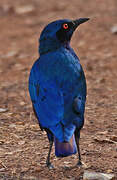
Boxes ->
[18,140,25,145]
[9,124,17,128]
[0,108,8,113]
[83,170,115,180]
[0,51,18,58]
[111,25,117,34]
[15,5,35,14]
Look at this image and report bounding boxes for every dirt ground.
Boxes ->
[0,0,117,179]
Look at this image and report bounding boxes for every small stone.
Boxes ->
[22,175,38,180]
[9,124,16,128]
[18,140,25,145]
[18,53,29,59]
[14,64,24,70]
[15,5,35,14]
[0,168,5,172]
[0,51,18,58]
[83,170,115,180]
[63,161,71,165]
[111,25,117,34]
[0,141,4,145]
[0,108,8,113]
[20,101,26,106]
[106,170,113,174]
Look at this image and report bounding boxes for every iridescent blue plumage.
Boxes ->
[28,18,89,168]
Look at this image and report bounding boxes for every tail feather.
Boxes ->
[54,135,77,157]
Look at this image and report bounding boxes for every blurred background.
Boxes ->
[0,0,117,179]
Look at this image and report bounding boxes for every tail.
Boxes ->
[54,135,77,157]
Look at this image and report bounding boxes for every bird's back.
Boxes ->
[29,46,86,141]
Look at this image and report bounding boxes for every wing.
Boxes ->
[29,66,64,129]
[73,96,86,115]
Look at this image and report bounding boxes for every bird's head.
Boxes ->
[39,18,89,55]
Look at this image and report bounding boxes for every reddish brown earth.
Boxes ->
[0,0,117,179]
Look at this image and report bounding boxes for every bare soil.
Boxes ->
[0,0,117,179]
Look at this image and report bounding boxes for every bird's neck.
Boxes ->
[39,38,72,55]
[39,38,61,55]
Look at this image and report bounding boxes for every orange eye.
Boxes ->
[63,23,69,29]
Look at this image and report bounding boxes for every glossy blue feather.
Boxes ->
[28,19,87,157]
[29,46,86,141]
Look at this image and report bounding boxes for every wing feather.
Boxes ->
[29,75,64,128]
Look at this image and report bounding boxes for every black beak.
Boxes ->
[73,18,90,29]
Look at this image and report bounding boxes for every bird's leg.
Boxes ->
[75,131,82,166]
[46,140,54,169]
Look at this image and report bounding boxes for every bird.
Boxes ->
[28,18,89,169]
